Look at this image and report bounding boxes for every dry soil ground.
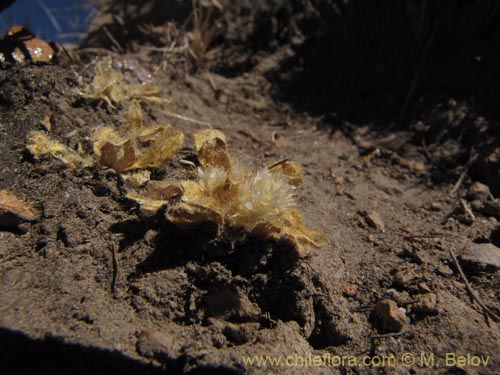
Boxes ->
[1,3,500,374]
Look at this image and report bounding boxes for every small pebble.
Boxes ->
[430,202,443,211]
[392,268,421,288]
[466,182,490,202]
[412,293,438,314]
[362,210,385,231]
[342,283,358,297]
[375,299,407,332]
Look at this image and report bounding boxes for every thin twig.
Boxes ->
[449,151,477,196]
[370,323,408,339]
[103,26,124,53]
[449,246,500,322]
[111,244,124,299]
[421,139,437,165]
[55,40,75,64]
[162,109,212,126]
[459,198,475,223]
[268,159,289,170]
[398,232,446,239]
[36,0,62,34]
[238,129,276,149]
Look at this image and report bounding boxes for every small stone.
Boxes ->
[430,202,443,211]
[136,330,181,361]
[0,190,39,229]
[333,175,345,185]
[436,265,454,277]
[392,268,421,288]
[375,299,407,332]
[480,200,500,218]
[413,293,438,314]
[342,283,358,297]
[222,322,260,344]
[417,282,432,293]
[204,287,261,321]
[469,199,483,211]
[362,210,385,231]
[458,243,500,272]
[467,182,490,202]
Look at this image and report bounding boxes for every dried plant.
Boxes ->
[27,101,184,174]
[128,129,328,257]
[187,0,223,68]
[78,57,168,108]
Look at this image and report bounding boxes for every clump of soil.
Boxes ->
[1,1,500,374]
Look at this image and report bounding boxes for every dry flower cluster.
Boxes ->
[128,129,328,257]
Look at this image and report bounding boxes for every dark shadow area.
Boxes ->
[133,219,301,277]
[133,221,220,274]
[81,0,192,52]
[0,327,164,375]
[270,0,500,123]
[216,1,500,194]
[490,227,500,248]
[110,216,158,251]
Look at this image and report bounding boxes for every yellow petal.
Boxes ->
[121,170,151,188]
[27,131,67,158]
[132,130,184,169]
[125,100,144,130]
[180,180,205,201]
[194,129,226,150]
[99,139,137,174]
[92,127,122,157]
[198,137,232,171]
[144,180,183,203]
[126,192,169,213]
[167,201,224,226]
[269,160,303,186]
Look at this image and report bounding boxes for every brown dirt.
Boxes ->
[1,2,500,374]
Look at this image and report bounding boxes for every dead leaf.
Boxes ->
[27,131,68,158]
[125,100,144,130]
[132,130,184,169]
[198,138,232,171]
[145,180,183,202]
[167,201,224,226]
[269,160,303,186]
[194,129,226,150]
[92,127,122,157]
[0,190,40,228]
[180,180,205,201]
[127,193,170,213]
[41,116,52,131]
[121,170,151,188]
[99,139,137,174]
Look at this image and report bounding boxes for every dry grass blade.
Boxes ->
[449,246,500,323]
[187,0,223,68]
